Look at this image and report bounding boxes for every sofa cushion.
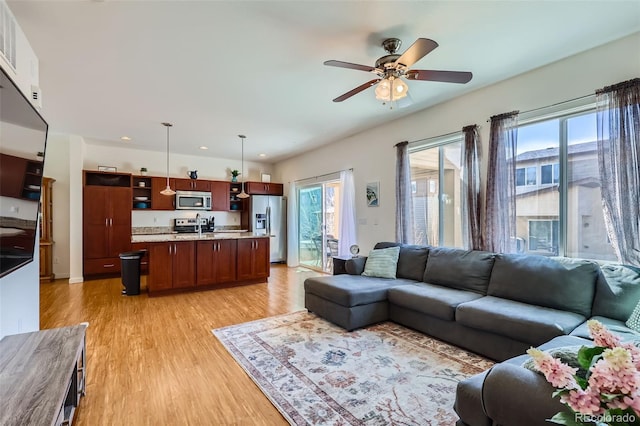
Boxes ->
[362,246,401,279]
[375,242,429,281]
[388,283,484,321]
[456,296,586,346]
[303,275,414,307]
[423,247,495,295]
[627,300,640,332]
[592,263,640,322]
[487,254,598,317]
[570,316,640,342]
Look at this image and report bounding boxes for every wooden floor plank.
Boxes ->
[39,265,324,425]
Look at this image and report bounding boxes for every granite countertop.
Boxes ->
[132,231,271,243]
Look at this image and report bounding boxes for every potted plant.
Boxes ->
[140,167,148,176]
[231,169,240,182]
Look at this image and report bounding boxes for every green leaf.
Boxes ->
[575,376,588,390]
[578,346,606,370]
[547,411,584,426]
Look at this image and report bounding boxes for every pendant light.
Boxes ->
[160,122,176,196]
[237,134,250,199]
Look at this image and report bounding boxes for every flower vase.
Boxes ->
[231,176,237,182]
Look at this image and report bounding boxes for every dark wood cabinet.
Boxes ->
[131,242,149,275]
[236,238,270,281]
[132,176,152,210]
[83,172,132,277]
[151,177,175,210]
[0,153,44,200]
[147,241,195,293]
[175,178,211,192]
[245,181,283,196]
[196,239,237,286]
[210,181,230,211]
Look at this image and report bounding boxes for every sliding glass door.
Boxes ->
[298,180,340,272]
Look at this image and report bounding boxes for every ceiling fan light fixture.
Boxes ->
[375,76,408,102]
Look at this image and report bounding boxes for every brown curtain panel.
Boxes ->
[461,125,483,250]
[484,111,519,253]
[395,141,414,244]
[596,78,640,265]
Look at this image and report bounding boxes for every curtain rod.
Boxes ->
[405,130,463,146]
[292,168,353,183]
[485,93,594,122]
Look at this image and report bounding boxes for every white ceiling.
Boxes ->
[7,1,640,164]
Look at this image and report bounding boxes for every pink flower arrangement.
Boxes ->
[527,320,640,425]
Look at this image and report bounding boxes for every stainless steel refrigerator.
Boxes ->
[247,195,287,263]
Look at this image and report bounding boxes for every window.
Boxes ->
[541,163,559,184]
[409,134,463,247]
[516,166,537,186]
[515,109,616,262]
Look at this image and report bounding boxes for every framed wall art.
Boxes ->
[366,181,379,207]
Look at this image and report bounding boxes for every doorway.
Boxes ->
[298,180,340,273]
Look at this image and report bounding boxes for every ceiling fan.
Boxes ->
[324,37,473,103]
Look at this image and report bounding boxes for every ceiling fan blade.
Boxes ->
[406,70,473,84]
[332,79,380,102]
[324,60,375,72]
[394,38,438,68]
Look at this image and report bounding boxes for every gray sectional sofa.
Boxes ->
[303,242,640,426]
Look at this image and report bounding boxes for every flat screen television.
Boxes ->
[0,66,49,278]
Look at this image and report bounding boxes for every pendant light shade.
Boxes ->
[237,134,250,199]
[160,122,176,196]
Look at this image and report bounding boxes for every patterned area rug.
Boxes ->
[212,311,494,425]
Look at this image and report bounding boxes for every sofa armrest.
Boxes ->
[345,257,367,275]
[482,363,567,426]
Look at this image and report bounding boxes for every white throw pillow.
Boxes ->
[362,246,400,279]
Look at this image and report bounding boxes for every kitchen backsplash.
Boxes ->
[131,210,240,229]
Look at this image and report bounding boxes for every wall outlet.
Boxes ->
[54,257,59,264]
[153,217,157,223]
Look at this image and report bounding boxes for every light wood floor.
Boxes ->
[40,265,324,425]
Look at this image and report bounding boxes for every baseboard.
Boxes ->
[69,276,84,284]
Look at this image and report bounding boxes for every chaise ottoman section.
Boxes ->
[304,275,415,331]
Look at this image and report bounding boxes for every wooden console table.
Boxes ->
[0,323,88,426]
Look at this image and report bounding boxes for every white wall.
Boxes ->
[274,33,640,256]
[0,1,41,338]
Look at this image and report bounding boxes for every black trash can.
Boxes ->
[119,250,146,296]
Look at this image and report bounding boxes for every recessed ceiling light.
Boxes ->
[259,153,267,157]
[120,136,131,141]
[199,146,208,150]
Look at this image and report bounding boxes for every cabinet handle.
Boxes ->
[105,218,108,226]
[104,264,115,268]
[168,245,172,255]
[14,245,25,250]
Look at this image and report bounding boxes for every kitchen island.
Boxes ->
[131,232,270,296]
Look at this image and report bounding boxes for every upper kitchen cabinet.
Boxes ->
[83,171,132,277]
[0,153,43,200]
[246,181,283,196]
[132,176,152,210]
[210,180,230,211]
[151,177,175,210]
[174,178,210,192]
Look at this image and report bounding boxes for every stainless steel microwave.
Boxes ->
[175,190,212,210]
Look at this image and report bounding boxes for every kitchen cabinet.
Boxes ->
[131,242,149,275]
[210,180,230,211]
[196,239,237,286]
[236,238,270,281]
[147,241,195,293]
[175,178,210,192]
[0,153,44,200]
[83,171,132,277]
[132,176,152,210]
[151,177,175,210]
[229,182,244,211]
[246,181,283,196]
